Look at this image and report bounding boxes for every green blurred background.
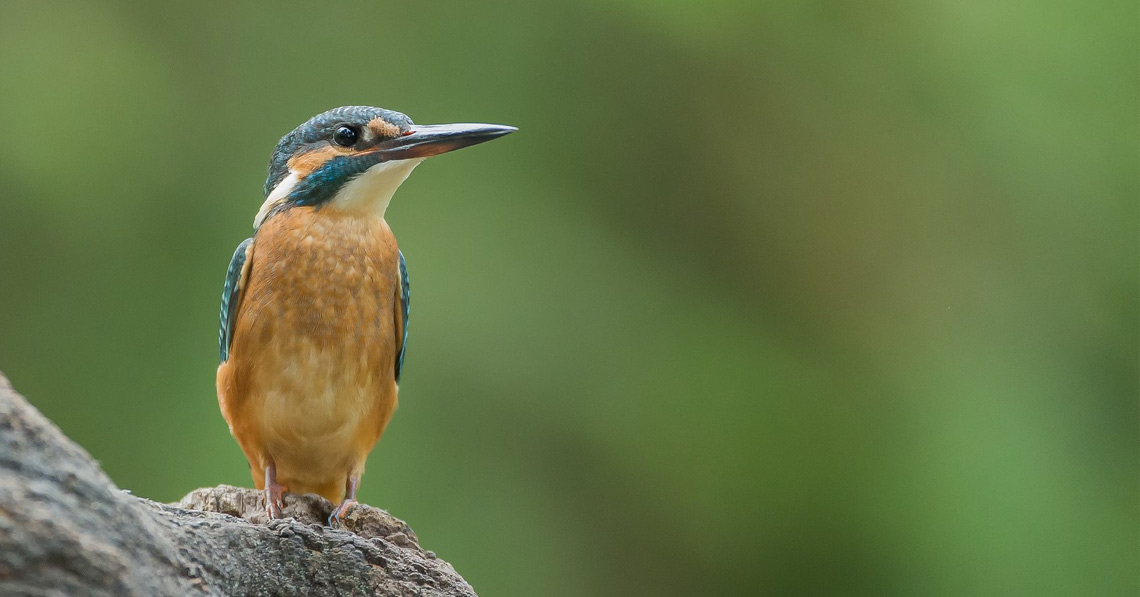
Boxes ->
[0,1,1135,594]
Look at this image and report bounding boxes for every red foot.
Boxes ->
[265,483,286,519]
[328,498,358,527]
[264,463,286,520]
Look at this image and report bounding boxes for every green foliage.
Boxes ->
[0,1,1134,594]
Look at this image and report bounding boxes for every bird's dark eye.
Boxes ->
[332,125,359,147]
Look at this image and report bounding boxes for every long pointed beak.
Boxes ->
[376,123,516,161]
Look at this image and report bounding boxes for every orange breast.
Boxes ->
[217,206,401,500]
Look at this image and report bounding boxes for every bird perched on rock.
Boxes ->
[216,106,514,525]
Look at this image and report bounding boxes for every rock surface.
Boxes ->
[0,371,476,597]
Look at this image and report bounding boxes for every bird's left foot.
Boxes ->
[263,462,286,520]
[265,482,286,519]
[328,498,358,527]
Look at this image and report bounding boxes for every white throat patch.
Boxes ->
[326,158,423,218]
[253,158,423,228]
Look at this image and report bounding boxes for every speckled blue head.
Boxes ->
[255,106,516,228]
[264,106,413,198]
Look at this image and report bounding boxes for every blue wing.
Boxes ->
[219,238,254,363]
[395,250,410,382]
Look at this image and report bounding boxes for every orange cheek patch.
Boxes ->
[368,117,401,139]
[287,145,344,176]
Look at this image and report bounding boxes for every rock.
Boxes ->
[0,371,476,597]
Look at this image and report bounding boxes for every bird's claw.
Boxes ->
[265,483,286,520]
[328,498,358,527]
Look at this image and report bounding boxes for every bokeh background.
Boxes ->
[0,1,1135,594]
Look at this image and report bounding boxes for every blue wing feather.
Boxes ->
[395,250,410,382]
[219,238,254,363]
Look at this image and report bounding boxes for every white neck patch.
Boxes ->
[254,171,300,228]
[253,158,423,228]
[325,158,424,218]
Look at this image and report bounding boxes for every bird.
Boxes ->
[216,105,515,525]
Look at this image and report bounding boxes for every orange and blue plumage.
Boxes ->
[216,106,514,524]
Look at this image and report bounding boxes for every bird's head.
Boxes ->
[255,105,515,228]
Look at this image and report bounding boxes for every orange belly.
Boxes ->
[216,207,401,502]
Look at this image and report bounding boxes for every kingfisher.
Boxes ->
[216,105,514,525]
